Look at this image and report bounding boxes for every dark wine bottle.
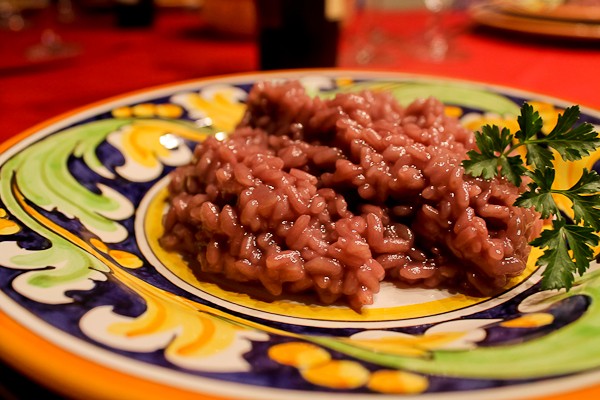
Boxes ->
[255,0,344,70]
[115,0,155,28]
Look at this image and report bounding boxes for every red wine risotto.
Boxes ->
[159,81,543,310]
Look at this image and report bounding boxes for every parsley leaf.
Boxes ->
[570,168,600,193]
[513,168,560,219]
[463,124,526,185]
[571,194,600,232]
[498,155,528,189]
[515,104,550,169]
[516,168,600,231]
[544,106,599,162]
[532,221,576,291]
[566,169,600,231]
[515,103,544,142]
[462,150,501,180]
[462,102,600,291]
[531,220,599,290]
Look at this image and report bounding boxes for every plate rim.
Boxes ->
[469,2,600,41]
[2,69,600,400]
[490,0,600,23]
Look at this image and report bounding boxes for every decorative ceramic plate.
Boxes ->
[1,71,600,400]
[469,2,600,40]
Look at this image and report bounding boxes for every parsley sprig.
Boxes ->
[462,103,600,291]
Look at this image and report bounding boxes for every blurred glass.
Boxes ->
[339,0,469,67]
[419,0,455,61]
[343,0,381,65]
[25,0,80,61]
[339,0,416,66]
[255,0,348,70]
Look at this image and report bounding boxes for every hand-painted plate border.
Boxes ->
[1,70,600,400]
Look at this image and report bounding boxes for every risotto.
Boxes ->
[159,80,543,310]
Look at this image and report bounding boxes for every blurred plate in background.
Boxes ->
[469,1,600,40]
[491,0,600,23]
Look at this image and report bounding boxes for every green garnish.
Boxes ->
[462,103,600,291]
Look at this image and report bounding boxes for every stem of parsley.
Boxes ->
[462,103,600,291]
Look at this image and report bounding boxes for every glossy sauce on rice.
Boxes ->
[160,81,543,310]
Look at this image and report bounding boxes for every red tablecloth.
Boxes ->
[1,7,600,143]
[0,7,257,141]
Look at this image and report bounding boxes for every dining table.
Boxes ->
[1,2,600,399]
[2,3,600,142]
